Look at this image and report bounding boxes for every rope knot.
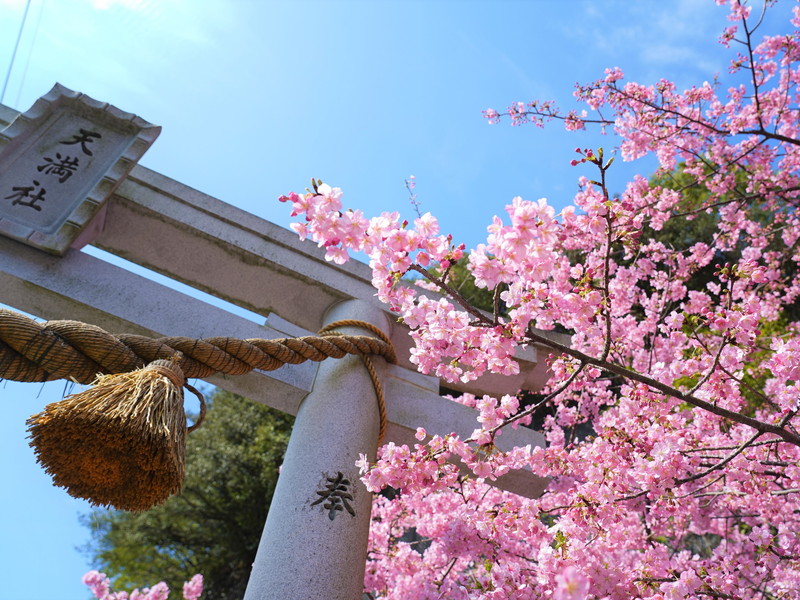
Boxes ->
[318,319,393,446]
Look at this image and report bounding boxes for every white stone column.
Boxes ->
[244,299,390,600]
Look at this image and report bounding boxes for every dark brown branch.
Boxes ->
[676,431,762,486]
[523,325,800,447]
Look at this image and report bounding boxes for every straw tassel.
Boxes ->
[26,359,205,512]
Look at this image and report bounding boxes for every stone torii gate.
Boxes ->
[0,86,551,599]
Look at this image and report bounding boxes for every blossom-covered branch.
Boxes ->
[279,1,800,597]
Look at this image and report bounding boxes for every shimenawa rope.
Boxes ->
[1,308,395,511]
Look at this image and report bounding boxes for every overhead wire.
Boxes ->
[14,0,45,108]
[1,0,33,105]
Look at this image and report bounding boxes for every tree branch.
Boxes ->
[524,325,800,446]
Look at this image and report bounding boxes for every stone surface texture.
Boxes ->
[244,300,387,600]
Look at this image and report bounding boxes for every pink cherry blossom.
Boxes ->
[83,572,203,600]
[554,566,590,600]
[281,2,800,597]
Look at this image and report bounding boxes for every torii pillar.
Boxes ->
[244,300,388,600]
[0,87,554,600]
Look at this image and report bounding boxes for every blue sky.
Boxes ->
[0,1,795,598]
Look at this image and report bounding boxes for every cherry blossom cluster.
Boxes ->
[282,1,800,598]
[83,571,203,600]
[280,183,520,384]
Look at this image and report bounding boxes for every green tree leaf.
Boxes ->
[81,389,293,600]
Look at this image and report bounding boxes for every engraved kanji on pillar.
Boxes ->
[311,471,356,520]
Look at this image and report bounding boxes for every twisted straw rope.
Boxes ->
[0,309,395,443]
[317,320,390,445]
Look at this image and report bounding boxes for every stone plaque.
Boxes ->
[0,83,160,255]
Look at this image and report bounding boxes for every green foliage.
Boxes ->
[672,374,702,391]
[647,164,794,411]
[647,164,796,305]
[82,389,293,600]
[631,165,730,299]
